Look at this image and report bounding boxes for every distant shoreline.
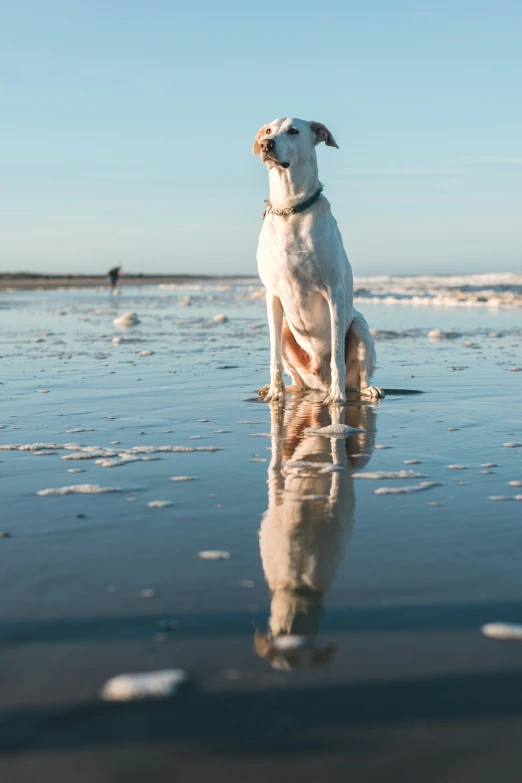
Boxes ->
[0,274,258,291]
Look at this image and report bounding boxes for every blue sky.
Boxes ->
[1,0,521,276]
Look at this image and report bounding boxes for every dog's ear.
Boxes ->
[253,124,269,156]
[310,121,339,149]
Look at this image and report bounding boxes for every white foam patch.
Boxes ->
[101,669,187,701]
[95,454,159,468]
[283,460,345,474]
[212,314,228,323]
[370,328,416,339]
[508,480,522,487]
[272,635,309,651]
[171,476,197,481]
[159,445,223,453]
[488,495,522,501]
[428,329,461,340]
[403,459,423,465]
[95,456,137,467]
[113,311,140,328]
[0,442,224,460]
[374,482,441,496]
[374,444,393,450]
[62,450,118,461]
[291,494,329,501]
[353,272,522,309]
[481,463,498,468]
[353,470,426,480]
[37,484,121,496]
[0,443,61,451]
[148,500,173,508]
[138,350,153,356]
[503,442,522,448]
[482,623,522,640]
[198,550,231,560]
[447,464,468,470]
[67,468,85,473]
[32,451,56,456]
[305,424,365,437]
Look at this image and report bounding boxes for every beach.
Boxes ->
[1,275,522,781]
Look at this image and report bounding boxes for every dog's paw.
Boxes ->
[324,387,346,405]
[361,386,385,399]
[259,379,286,402]
[264,385,285,402]
[264,392,284,402]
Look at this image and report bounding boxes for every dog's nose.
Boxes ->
[261,138,275,153]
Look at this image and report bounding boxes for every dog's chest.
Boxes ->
[257,212,330,297]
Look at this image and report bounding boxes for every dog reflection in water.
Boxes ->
[255,393,378,670]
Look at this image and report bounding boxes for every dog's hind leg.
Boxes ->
[281,319,310,391]
[345,313,385,399]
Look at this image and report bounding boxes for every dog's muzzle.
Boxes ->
[260,138,290,168]
[260,138,275,154]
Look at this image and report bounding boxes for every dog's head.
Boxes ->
[254,588,337,670]
[252,118,338,170]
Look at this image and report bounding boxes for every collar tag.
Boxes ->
[263,186,324,220]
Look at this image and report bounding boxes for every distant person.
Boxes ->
[108,266,121,290]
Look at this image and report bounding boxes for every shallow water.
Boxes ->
[1,282,522,777]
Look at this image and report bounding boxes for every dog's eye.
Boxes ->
[288,127,299,135]
[265,128,271,135]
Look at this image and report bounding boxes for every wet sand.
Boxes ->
[1,281,522,781]
[0,274,256,291]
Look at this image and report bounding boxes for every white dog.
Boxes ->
[254,117,384,403]
[255,397,378,669]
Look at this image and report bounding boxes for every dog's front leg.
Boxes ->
[328,404,348,504]
[324,286,346,404]
[262,292,285,402]
[266,401,285,506]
